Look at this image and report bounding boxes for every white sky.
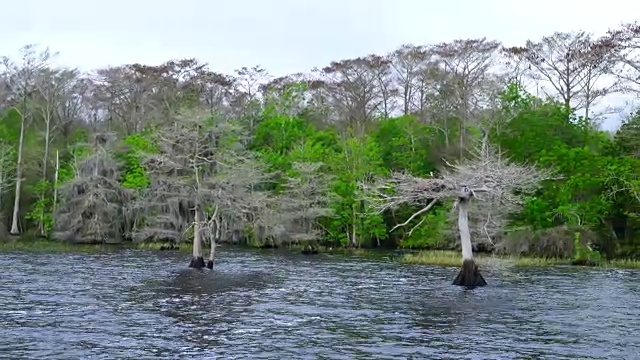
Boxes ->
[2,0,639,130]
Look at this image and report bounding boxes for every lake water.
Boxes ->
[0,248,638,359]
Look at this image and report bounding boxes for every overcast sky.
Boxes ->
[2,0,639,130]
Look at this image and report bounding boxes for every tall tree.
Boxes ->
[605,22,640,94]
[313,57,387,136]
[2,44,54,235]
[431,38,501,157]
[137,109,271,268]
[390,44,429,115]
[365,138,549,286]
[503,31,619,120]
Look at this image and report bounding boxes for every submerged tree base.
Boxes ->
[452,259,487,288]
[206,259,214,269]
[189,256,206,269]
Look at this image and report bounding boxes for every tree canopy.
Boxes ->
[3,23,640,260]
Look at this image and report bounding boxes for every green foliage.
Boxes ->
[372,115,438,176]
[10,70,640,260]
[315,135,399,247]
[25,180,54,235]
[0,107,40,161]
[252,114,314,155]
[493,83,640,258]
[614,110,640,157]
[240,82,640,254]
[119,133,156,190]
[572,232,603,264]
[0,107,23,142]
[396,205,449,249]
[58,133,92,184]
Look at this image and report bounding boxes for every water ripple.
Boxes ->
[0,249,639,359]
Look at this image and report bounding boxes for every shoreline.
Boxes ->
[1,239,639,269]
[400,250,640,269]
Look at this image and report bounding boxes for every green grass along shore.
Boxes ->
[2,239,639,269]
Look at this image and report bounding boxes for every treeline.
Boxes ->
[2,22,640,259]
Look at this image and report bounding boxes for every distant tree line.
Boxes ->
[2,22,640,261]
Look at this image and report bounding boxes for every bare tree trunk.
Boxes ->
[207,236,216,269]
[459,197,473,261]
[351,211,357,248]
[207,211,220,270]
[444,118,450,147]
[52,150,59,216]
[452,187,487,288]
[43,114,51,179]
[459,123,465,160]
[189,207,205,269]
[9,110,27,235]
[37,115,52,236]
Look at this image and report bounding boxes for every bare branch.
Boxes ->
[389,198,437,232]
[363,137,551,242]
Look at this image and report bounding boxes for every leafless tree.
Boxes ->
[576,37,621,122]
[31,67,81,235]
[234,65,271,133]
[390,44,429,115]
[90,64,159,134]
[276,162,334,248]
[136,108,273,268]
[363,136,549,287]
[54,133,131,243]
[431,38,501,158]
[89,60,204,134]
[604,22,640,96]
[194,70,235,116]
[504,31,620,121]
[312,57,388,136]
[367,54,397,119]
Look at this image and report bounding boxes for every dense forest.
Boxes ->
[2,22,640,261]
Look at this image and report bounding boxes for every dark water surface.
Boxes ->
[0,248,639,359]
